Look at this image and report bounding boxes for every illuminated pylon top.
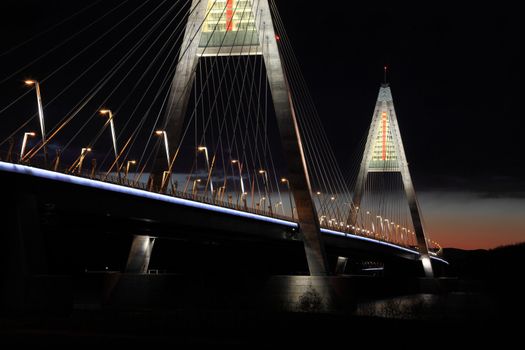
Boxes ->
[366,84,407,172]
[198,0,261,56]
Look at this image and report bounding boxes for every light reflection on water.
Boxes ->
[355,293,495,321]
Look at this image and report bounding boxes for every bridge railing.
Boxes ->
[0,154,443,256]
[79,169,295,223]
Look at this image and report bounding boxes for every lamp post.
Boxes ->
[25,80,47,163]
[218,185,226,201]
[198,146,213,194]
[258,170,272,215]
[366,211,374,233]
[376,215,383,238]
[281,178,295,221]
[78,147,92,174]
[155,130,170,167]
[231,160,245,195]
[275,201,285,215]
[100,109,120,178]
[331,196,342,223]
[384,219,391,240]
[125,160,136,179]
[259,197,266,212]
[315,191,324,217]
[20,132,36,161]
[231,159,247,209]
[192,178,201,198]
[390,221,396,242]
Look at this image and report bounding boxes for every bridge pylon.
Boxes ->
[151,0,328,275]
[349,83,434,277]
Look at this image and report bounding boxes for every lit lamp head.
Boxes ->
[258,169,266,174]
[281,178,288,183]
[25,132,36,137]
[231,159,239,164]
[155,130,165,136]
[128,160,136,165]
[25,80,36,86]
[197,146,207,152]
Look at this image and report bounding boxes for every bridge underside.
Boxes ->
[0,166,446,280]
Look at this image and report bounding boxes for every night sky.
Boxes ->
[1,1,523,249]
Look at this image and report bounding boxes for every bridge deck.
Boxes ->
[0,161,447,265]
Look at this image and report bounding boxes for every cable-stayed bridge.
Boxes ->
[0,0,446,285]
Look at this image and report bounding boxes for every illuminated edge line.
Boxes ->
[0,162,448,264]
[321,228,449,264]
[429,256,449,265]
[321,228,419,255]
[0,162,297,228]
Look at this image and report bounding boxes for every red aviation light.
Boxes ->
[382,112,387,160]
[226,0,233,31]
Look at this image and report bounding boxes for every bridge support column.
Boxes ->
[255,1,329,276]
[335,257,348,275]
[125,235,155,274]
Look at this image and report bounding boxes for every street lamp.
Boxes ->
[231,160,245,195]
[125,160,136,179]
[155,130,170,167]
[275,201,285,215]
[384,219,390,240]
[192,178,201,197]
[259,196,266,212]
[25,80,47,163]
[330,196,342,225]
[232,160,247,209]
[20,131,36,161]
[376,215,384,236]
[366,211,374,233]
[218,185,226,201]
[100,109,120,177]
[198,146,213,194]
[78,147,92,174]
[258,169,272,215]
[281,178,294,221]
[315,191,323,217]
